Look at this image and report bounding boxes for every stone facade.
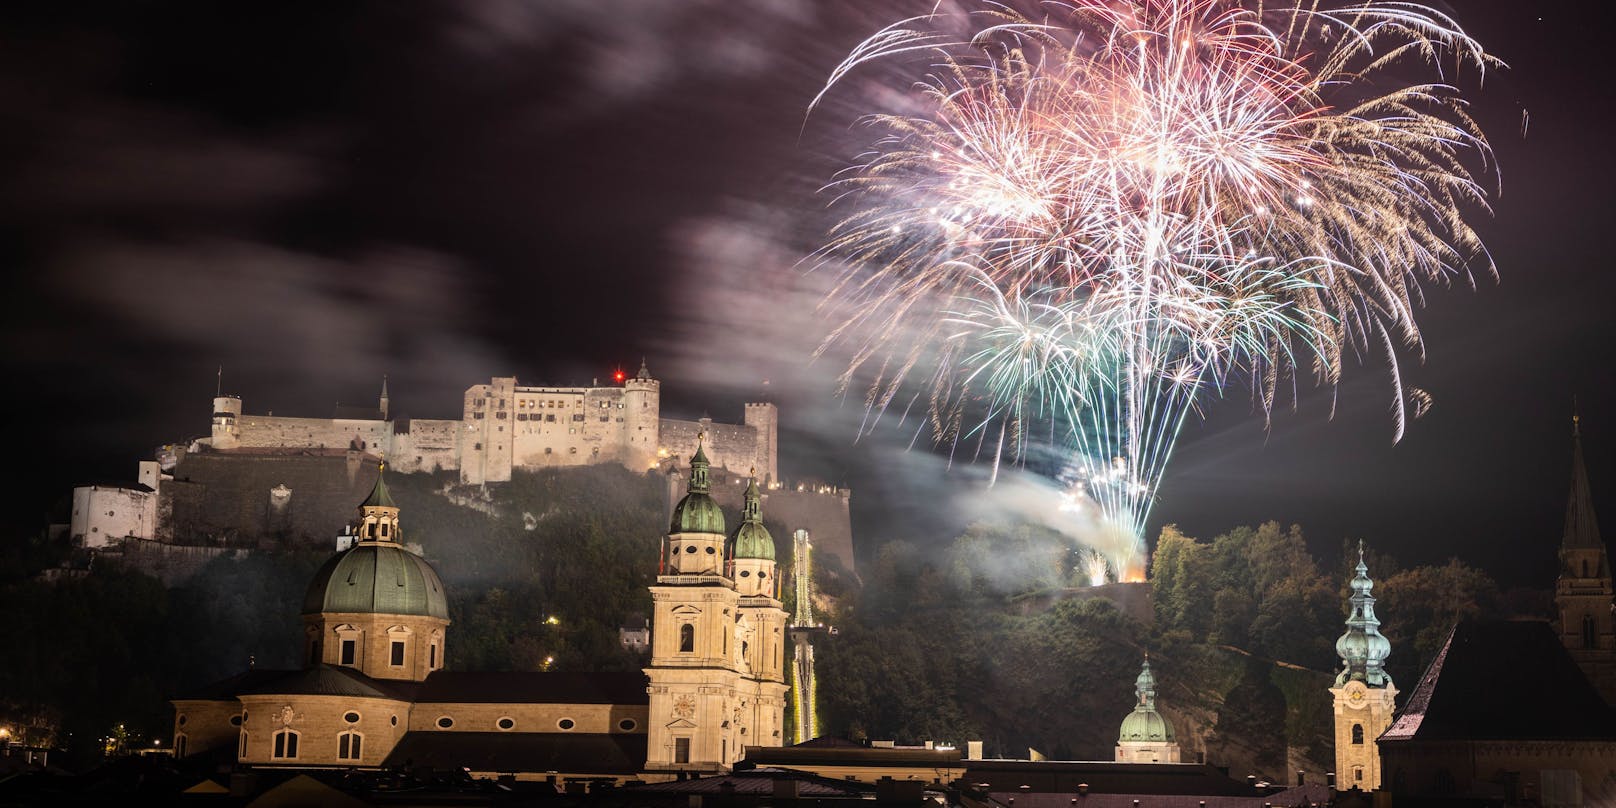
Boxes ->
[1330,679,1396,790]
[1555,416,1616,704]
[644,451,789,774]
[70,480,158,548]
[200,367,779,488]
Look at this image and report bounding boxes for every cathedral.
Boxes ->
[170,444,788,782]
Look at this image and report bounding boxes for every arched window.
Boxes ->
[1351,724,1364,745]
[679,623,695,653]
[272,729,300,760]
[1584,613,1597,649]
[175,734,188,758]
[337,731,362,761]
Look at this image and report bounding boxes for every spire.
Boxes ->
[363,461,397,510]
[636,358,652,381]
[379,375,390,421]
[742,467,762,524]
[1335,541,1392,687]
[1563,411,1603,552]
[687,435,711,494]
[1134,655,1156,709]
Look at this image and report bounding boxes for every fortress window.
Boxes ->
[474,443,482,451]
[569,447,577,454]
[546,414,556,422]
[337,731,362,761]
[496,412,506,420]
[572,414,585,422]
[390,641,405,666]
[679,624,695,653]
[599,416,609,422]
[517,414,527,421]
[473,412,484,420]
[545,448,552,455]
[272,730,299,760]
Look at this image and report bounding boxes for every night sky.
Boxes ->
[3,2,1612,588]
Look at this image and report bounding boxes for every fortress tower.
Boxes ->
[1330,543,1396,791]
[623,361,662,471]
[211,394,242,450]
[743,403,778,484]
[1556,414,1616,704]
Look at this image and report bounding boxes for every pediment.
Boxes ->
[665,718,698,730]
[670,605,702,616]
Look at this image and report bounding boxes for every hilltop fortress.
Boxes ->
[70,364,855,575]
[205,362,778,485]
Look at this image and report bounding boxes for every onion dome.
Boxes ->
[1335,541,1393,687]
[1119,656,1176,743]
[732,474,776,560]
[669,441,725,535]
[302,467,448,619]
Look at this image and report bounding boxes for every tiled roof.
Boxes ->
[235,665,419,701]
[415,671,648,705]
[383,731,646,775]
[1381,620,1616,743]
[625,767,876,796]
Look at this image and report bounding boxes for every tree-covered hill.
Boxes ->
[1,466,1530,777]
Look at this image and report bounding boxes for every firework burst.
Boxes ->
[814,0,1497,575]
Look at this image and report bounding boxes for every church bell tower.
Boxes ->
[1330,542,1396,791]
[1556,413,1616,704]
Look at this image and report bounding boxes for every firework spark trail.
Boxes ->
[812,0,1497,576]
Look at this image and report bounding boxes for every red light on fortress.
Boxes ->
[613,370,626,383]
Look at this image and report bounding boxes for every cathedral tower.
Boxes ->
[301,465,449,682]
[732,473,790,750]
[1330,542,1396,791]
[645,442,746,773]
[1556,414,1616,703]
[1115,656,1180,763]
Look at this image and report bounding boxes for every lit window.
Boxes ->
[272,730,299,760]
[338,731,362,761]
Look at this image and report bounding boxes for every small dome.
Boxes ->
[1119,708,1176,743]
[303,542,448,619]
[732,477,775,560]
[670,491,726,536]
[733,521,775,560]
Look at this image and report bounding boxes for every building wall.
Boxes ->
[407,701,648,736]
[1115,741,1181,763]
[236,693,412,768]
[172,698,245,759]
[659,417,772,483]
[388,419,462,474]
[71,485,157,548]
[304,612,449,682]
[236,415,392,454]
[1331,682,1396,791]
[1381,740,1616,804]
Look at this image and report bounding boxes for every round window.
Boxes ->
[497,717,515,731]
[618,719,637,732]
[343,712,360,724]
[390,715,398,726]
[558,718,575,731]
[437,717,454,729]
[739,570,751,577]
[685,545,696,554]
[758,571,767,579]
[177,715,188,726]
[230,715,243,727]
[671,546,680,554]
[705,546,716,554]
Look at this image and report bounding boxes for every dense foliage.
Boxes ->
[2,467,1530,777]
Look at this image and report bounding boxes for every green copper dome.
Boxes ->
[1119,657,1175,743]
[732,477,775,560]
[1119,709,1176,743]
[670,443,726,535]
[303,542,448,619]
